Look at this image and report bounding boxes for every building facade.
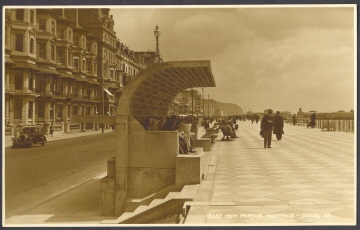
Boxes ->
[4,8,155,135]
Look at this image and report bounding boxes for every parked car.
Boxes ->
[12,126,47,148]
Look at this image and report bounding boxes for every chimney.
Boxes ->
[76,9,79,27]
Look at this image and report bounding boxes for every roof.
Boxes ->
[37,69,61,75]
[13,63,40,70]
[116,60,216,124]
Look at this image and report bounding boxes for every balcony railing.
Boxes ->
[5,84,15,92]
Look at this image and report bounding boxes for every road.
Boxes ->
[4,131,116,219]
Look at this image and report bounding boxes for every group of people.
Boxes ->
[260,109,284,148]
[143,115,196,154]
[218,117,238,140]
[291,112,316,127]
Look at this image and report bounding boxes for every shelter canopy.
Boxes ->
[117,60,216,125]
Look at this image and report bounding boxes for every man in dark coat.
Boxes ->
[292,113,297,126]
[310,112,316,128]
[261,109,274,148]
[273,111,284,140]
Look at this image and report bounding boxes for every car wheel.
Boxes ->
[42,141,45,146]
[28,142,33,148]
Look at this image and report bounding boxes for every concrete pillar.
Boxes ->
[21,97,28,125]
[115,115,128,215]
[62,102,70,133]
[45,102,51,123]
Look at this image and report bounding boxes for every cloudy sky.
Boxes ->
[111,5,355,113]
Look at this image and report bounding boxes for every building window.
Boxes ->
[58,29,64,39]
[57,49,64,64]
[5,26,9,49]
[51,21,55,34]
[110,69,114,79]
[72,106,78,115]
[57,104,63,119]
[68,50,72,66]
[29,72,34,90]
[82,58,85,71]
[39,18,46,31]
[15,34,24,52]
[57,78,63,93]
[94,44,97,54]
[30,10,35,24]
[86,43,91,52]
[14,99,22,120]
[14,70,23,90]
[51,45,55,61]
[68,30,72,42]
[85,86,90,96]
[28,101,33,119]
[82,38,86,49]
[86,106,90,115]
[86,59,91,72]
[50,102,54,120]
[29,38,34,54]
[38,43,46,59]
[38,101,45,119]
[73,57,79,70]
[73,37,78,46]
[16,9,24,21]
[94,60,97,74]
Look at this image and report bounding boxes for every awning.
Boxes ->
[104,87,113,96]
[13,62,40,70]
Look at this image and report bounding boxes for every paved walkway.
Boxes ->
[187,121,355,225]
[4,122,355,226]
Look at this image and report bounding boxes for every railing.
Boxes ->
[70,123,81,130]
[286,118,354,133]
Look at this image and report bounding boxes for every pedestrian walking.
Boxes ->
[49,122,54,137]
[255,114,259,124]
[273,111,284,140]
[310,112,316,128]
[292,113,297,126]
[261,109,274,148]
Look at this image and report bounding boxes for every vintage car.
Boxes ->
[13,126,47,148]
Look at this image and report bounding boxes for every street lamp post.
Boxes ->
[154,25,161,63]
[102,80,105,133]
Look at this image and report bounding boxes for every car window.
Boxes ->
[23,128,35,134]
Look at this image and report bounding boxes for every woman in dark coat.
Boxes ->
[273,111,284,140]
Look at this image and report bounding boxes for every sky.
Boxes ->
[111,6,355,113]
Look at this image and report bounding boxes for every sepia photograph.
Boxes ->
[2,4,356,227]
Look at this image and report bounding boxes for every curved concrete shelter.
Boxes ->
[101,60,216,216]
[117,60,216,123]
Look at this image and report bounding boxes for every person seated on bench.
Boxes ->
[177,117,196,153]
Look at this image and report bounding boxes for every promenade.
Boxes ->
[187,121,355,225]
[4,121,355,226]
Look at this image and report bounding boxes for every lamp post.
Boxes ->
[153,25,161,63]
